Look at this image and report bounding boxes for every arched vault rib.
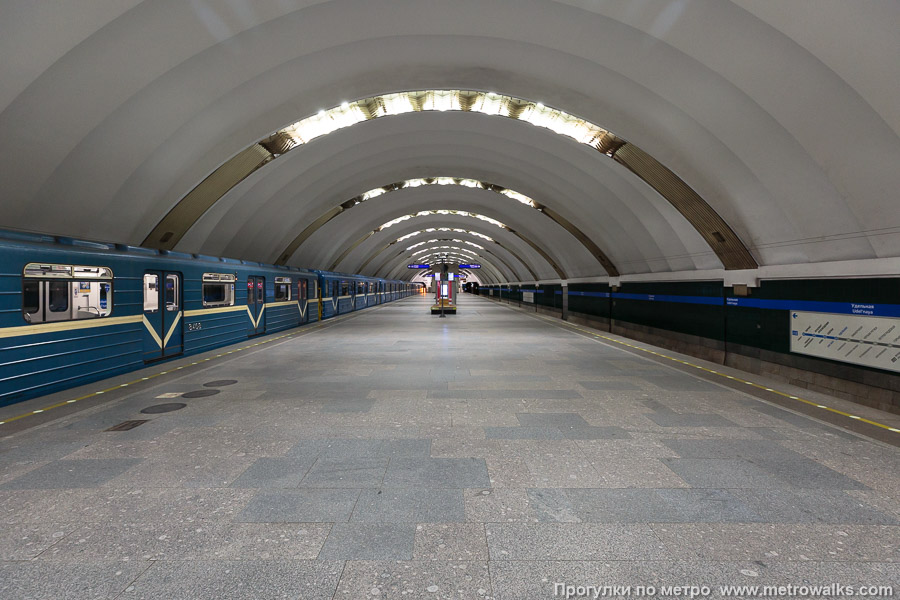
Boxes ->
[328,209,567,279]
[275,177,619,276]
[360,231,534,282]
[142,89,756,271]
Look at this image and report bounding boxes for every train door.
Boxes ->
[247,276,266,336]
[299,279,308,323]
[142,271,183,362]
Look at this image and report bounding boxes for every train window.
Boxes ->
[144,274,159,312]
[22,263,114,324]
[165,274,179,312]
[204,283,233,306]
[48,281,68,312]
[275,277,291,301]
[73,266,113,279]
[71,280,113,318]
[341,281,349,296]
[23,280,40,315]
[202,273,236,307]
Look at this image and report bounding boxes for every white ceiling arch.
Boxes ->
[184,117,716,275]
[293,190,577,280]
[1,0,898,281]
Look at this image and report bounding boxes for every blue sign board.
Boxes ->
[407,264,430,269]
[458,264,481,269]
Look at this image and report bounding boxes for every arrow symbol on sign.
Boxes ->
[792,313,798,319]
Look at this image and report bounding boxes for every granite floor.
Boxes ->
[1,294,898,599]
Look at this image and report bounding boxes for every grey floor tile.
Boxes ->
[747,426,790,440]
[207,523,331,559]
[651,523,900,562]
[318,523,414,559]
[414,523,489,560]
[0,560,148,600]
[352,488,465,522]
[526,488,582,523]
[0,522,77,560]
[122,559,343,600]
[334,560,491,598]
[527,488,763,523]
[230,457,315,488]
[382,457,491,488]
[237,489,361,522]
[39,521,224,561]
[376,439,432,457]
[464,488,536,523]
[484,426,564,440]
[750,403,860,439]
[661,439,790,459]
[661,440,869,490]
[643,375,722,391]
[515,413,590,427]
[486,523,669,560]
[300,457,388,488]
[752,456,869,490]
[429,389,582,399]
[0,440,92,463]
[578,380,640,390]
[646,412,738,427]
[559,425,632,440]
[731,489,898,524]
[662,458,786,489]
[0,459,142,489]
[317,398,377,412]
[285,438,383,458]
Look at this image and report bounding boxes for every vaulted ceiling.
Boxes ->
[2,0,898,283]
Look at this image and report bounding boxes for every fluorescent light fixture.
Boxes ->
[276,90,612,153]
[378,210,509,231]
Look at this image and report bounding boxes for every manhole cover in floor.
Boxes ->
[203,380,237,387]
[140,403,187,414]
[181,389,220,398]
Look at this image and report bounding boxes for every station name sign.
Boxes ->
[458,264,481,269]
[407,264,430,269]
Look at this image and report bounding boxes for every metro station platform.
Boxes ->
[1,294,898,599]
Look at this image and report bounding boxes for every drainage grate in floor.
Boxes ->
[203,380,237,387]
[105,419,149,431]
[182,389,220,398]
[141,402,187,414]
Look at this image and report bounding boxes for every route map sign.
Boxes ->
[790,310,900,374]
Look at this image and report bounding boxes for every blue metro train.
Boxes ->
[0,229,416,407]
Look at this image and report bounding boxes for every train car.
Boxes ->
[0,230,410,407]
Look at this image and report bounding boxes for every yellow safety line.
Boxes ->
[516,303,900,435]
[0,298,411,428]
